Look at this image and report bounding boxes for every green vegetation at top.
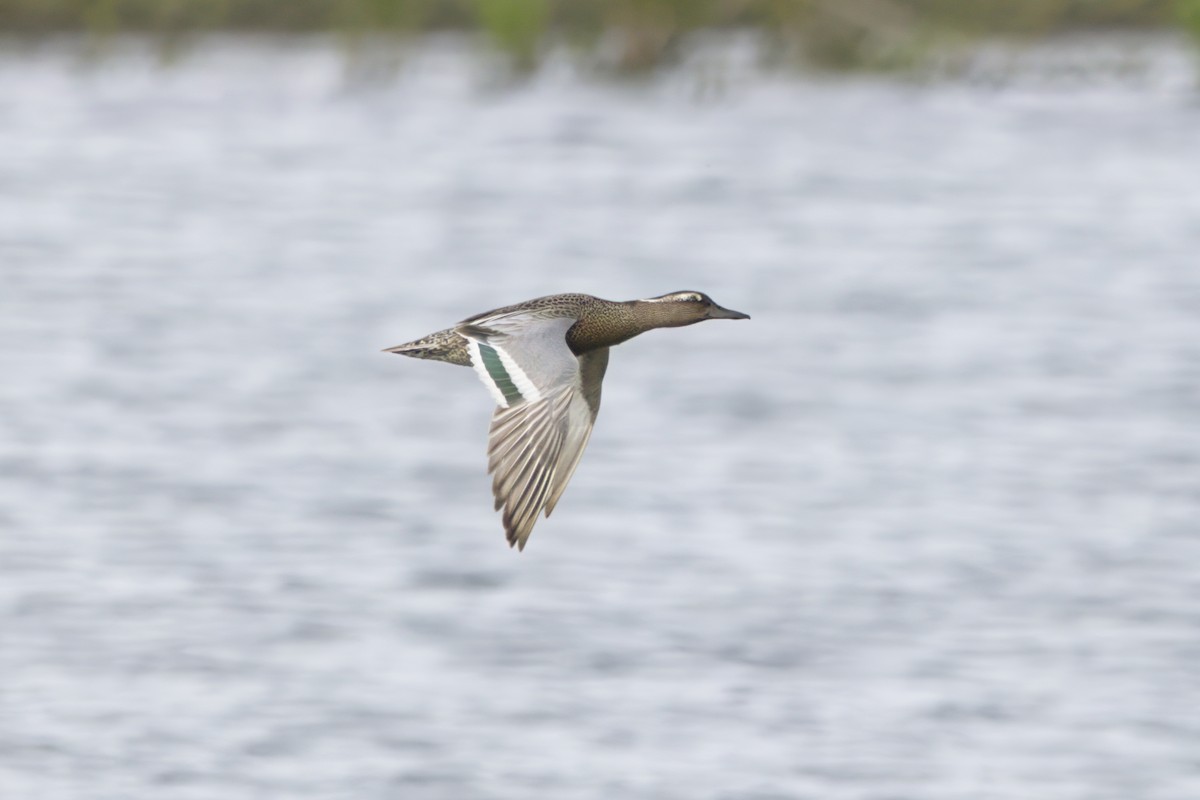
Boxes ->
[2,0,1198,70]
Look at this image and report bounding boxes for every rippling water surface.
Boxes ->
[2,37,1199,800]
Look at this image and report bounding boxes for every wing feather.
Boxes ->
[544,404,595,517]
[461,318,607,550]
[546,348,608,517]
[488,391,573,548]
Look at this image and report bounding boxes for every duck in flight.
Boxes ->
[385,291,749,550]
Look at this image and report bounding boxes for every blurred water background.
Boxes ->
[2,26,1200,800]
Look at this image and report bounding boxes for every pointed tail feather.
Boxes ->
[383,329,471,367]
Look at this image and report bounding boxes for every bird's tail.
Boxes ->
[383,329,471,367]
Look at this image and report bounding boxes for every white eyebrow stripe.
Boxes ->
[643,293,703,303]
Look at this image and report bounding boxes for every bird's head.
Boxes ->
[639,290,751,326]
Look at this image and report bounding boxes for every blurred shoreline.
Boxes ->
[4,29,1195,92]
[1,0,1198,72]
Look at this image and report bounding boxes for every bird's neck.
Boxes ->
[566,300,695,354]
